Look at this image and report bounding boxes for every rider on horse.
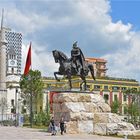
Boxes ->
[71,41,85,75]
[52,42,95,90]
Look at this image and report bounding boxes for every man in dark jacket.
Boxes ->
[59,117,66,135]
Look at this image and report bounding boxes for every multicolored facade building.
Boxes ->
[43,57,140,115]
[85,57,108,77]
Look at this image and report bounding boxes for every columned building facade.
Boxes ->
[42,76,140,116]
[5,28,22,115]
[0,16,22,117]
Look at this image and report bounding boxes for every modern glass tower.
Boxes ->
[5,29,22,75]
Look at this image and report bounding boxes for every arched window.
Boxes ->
[12,68,14,74]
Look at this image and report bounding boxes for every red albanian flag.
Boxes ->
[24,42,31,76]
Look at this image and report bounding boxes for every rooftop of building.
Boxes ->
[42,76,138,83]
[86,57,107,63]
[42,76,140,91]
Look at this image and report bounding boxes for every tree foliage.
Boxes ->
[111,98,121,114]
[20,70,44,113]
[124,88,140,124]
[34,111,50,126]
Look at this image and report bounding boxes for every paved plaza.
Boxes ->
[0,126,130,140]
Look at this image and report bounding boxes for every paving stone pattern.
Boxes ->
[0,126,127,140]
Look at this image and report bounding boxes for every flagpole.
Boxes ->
[29,42,33,128]
[23,42,32,127]
[30,79,33,128]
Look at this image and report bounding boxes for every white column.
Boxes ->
[0,28,7,90]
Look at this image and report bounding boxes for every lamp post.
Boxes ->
[30,90,33,128]
[15,88,18,126]
[28,75,33,128]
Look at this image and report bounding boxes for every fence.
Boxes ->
[0,113,15,121]
[0,113,23,126]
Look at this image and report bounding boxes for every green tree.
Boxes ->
[34,111,50,126]
[128,103,140,123]
[20,70,44,127]
[111,99,121,114]
[124,88,140,124]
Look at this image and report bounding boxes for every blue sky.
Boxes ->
[1,0,140,81]
[110,0,140,30]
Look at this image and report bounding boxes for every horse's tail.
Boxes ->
[88,64,96,80]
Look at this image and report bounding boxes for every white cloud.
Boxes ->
[5,8,50,34]
[103,33,140,80]
[104,21,134,43]
[68,0,134,52]
[3,0,140,81]
[22,42,58,76]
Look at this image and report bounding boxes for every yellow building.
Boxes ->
[42,57,140,115]
[42,76,139,116]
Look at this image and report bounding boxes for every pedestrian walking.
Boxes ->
[50,117,56,136]
[59,117,66,135]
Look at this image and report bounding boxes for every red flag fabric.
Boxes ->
[24,42,31,75]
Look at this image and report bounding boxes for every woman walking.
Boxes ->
[50,117,56,136]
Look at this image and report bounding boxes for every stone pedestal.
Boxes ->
[52,92,139,136]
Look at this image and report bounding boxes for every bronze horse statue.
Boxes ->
[52,49,95,90]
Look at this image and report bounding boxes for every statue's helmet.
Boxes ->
[73,41,78,48]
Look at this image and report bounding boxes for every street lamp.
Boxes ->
[28,75,33,128]
[15,88,18,126]
[14,87,22,127]
[30,90,33,128]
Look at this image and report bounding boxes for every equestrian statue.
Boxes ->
[52,42,95,90]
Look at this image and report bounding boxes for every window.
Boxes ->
[12,68,14,74]
[11,108,15,113]
[104,86,108,90]
[11,99,14,106]
[104,94,109,101]
[40,106,42,111]
[22,106,26,113]
[94,85,100,89]
[121,87,126,90]
[132,88,137,92]
[86,85,90,89]
[23,109,26,113]
[23,100,26,105]
[112,86,120,91]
